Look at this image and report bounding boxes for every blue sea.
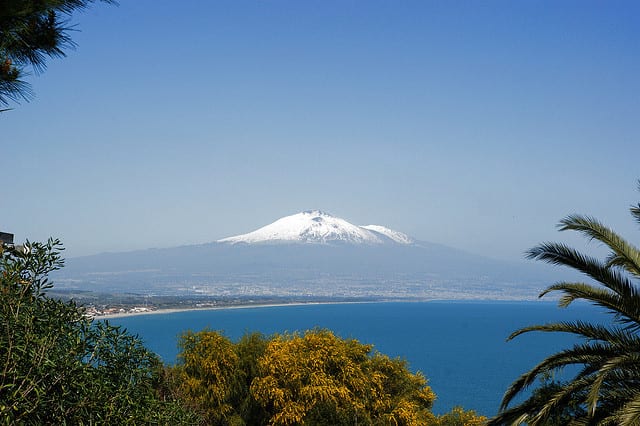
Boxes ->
[108,301,605,416]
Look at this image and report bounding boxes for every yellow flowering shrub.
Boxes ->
[173,328,485,425]
[250,329,436,425]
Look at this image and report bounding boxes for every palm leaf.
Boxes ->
[499,342,620,410]
[529,375,594,424]
[539,282,640,329]
[508,321,640,347]
[528,243,639,301]
[559,214,640,279]
[616,392,640,426]
[491,183,640,425]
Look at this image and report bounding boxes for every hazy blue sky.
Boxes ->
[2,1,639,260]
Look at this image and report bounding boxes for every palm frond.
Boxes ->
[632,180,640,227]
[491,184,640,425]
[584,353,640,418]
[490,377,591,426]
[508,321,640,347]
[499,342,618,410]
[539,282,640,328]
[559,214,640,278]
[616,392,640,426]
[631,203,640,228]
[487,399,536,425]
[529,375,593,424]
[527,243,639,301]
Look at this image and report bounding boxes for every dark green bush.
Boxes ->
[0,239,197,424]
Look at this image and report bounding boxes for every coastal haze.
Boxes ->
[55,210,562,302]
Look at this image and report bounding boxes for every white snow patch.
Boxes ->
[218,210,413,246]
[361,225,414,244]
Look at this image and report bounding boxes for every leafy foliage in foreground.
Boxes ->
[173,328,486,426]
[490,187,640,425]
[0,238,486,425]
[0,239,195,424]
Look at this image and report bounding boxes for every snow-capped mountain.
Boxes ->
[218,210,414,245]
[59,210,562,300]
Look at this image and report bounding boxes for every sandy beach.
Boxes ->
[92,300,379,320]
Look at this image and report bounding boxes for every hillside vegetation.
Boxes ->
[0,240,485,425]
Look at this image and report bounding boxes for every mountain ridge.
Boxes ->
[53,211,575,300]
[218,210,414,246]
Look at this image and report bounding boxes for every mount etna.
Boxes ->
[54,211,564,300]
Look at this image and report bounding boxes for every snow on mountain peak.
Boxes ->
[361,225,414,244]
[218,211,414,246]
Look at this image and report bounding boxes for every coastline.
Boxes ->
[91,297,552,320]
[92,300,380,320]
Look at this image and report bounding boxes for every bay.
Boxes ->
[108,301,605,416]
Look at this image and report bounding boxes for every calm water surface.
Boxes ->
[109,301,604,416]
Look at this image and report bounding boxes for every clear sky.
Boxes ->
[2,1,639,260]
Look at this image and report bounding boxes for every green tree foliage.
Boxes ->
[0,238,486,425]
[173,328,486,426]
[0,0,113,106]
[489,186,640,425]
[432,406,488,426]
[0,239,195,424]
[232,332,271,424]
